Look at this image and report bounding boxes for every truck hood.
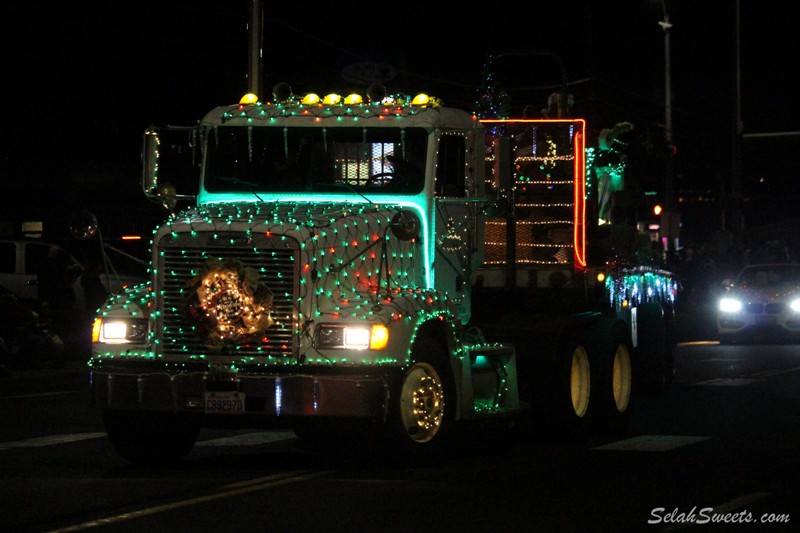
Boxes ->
[159,201,423,241]
[153,200,430,291]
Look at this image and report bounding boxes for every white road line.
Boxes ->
[752,365,800,378]
[694,377,763,386]
[196,431,297,446]
[1,391,79,400]
[47,469,336,533]
[593,435,710,452]
[0,430,298,451]
[0,433,107,450]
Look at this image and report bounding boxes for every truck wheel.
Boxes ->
[588,319,633,437]
[534,334,593,440]
[103,410,201,465]
[635,302,669,395]
[387,333,456,458]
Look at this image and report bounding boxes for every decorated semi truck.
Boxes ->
[88,78,676,464]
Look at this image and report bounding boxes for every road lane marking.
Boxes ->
[1,391,80,400]
[196,431,297,446]
[692,366,800,387]
[592,435,710,452]
[694,378,763,386]
[0,430,298,451]
[678,341,719,347]
[0,433,106,451]
[752,365,800,378]
[47,469,336,533]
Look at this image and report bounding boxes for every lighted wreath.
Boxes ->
[185,259,274,347]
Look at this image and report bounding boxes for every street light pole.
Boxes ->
[731,0,743,246]
[659,1,675,255]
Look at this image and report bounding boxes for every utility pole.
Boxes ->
[659,1,675,256]
[247,0,263,99]
[731,0,743,246]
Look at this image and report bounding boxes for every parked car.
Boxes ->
[0,239,147,313]
[717,263,800,344]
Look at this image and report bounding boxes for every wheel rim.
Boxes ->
[400,362,445,443]
[570,346,591,418]
[612,343,632,412]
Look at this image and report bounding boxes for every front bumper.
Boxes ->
[718,313,800,342]
[90,363,394,420]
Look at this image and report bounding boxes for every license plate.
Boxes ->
[204,391,245,414]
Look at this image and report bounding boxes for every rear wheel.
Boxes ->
[589,319,633,437]
[103,410,202,466]
[533,333,594,440]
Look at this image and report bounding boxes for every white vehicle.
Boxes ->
[717,263,800,344]
[0,239,146,313]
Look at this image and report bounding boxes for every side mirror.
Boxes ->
[141,124,201,211]
[142,127,160,198]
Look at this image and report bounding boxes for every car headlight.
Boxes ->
[791,299,800,312]
[315,324,389,350]
[92,318,148,344]
[719,297,743,313]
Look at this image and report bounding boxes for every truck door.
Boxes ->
[433,131,484,324]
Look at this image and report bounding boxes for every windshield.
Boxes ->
[203,126,428,194]
[737,265,800,287]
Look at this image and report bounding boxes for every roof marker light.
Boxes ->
[239,93,258,105]
[411,93,430,106]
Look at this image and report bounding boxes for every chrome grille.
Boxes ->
[746,302,786,315]
[157,235,299,357]
[746,303,763,314]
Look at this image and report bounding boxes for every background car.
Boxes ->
[717,263,800,344]
[0,239,147,314]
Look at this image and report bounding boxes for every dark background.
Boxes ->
[2,1,797,255]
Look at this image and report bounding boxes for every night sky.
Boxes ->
[3,1,798,245]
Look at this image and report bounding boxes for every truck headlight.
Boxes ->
[315,324,389,350]
[92,318,148,344]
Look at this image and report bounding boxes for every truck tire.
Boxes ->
[635,302,670,395]
[103,410,202,465]
[386,333,457,459]
[588,319,633,437]
[533,332,593,441]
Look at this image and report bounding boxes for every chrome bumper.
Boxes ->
[90,368,391,419]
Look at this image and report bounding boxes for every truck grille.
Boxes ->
[157,234,299,358]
